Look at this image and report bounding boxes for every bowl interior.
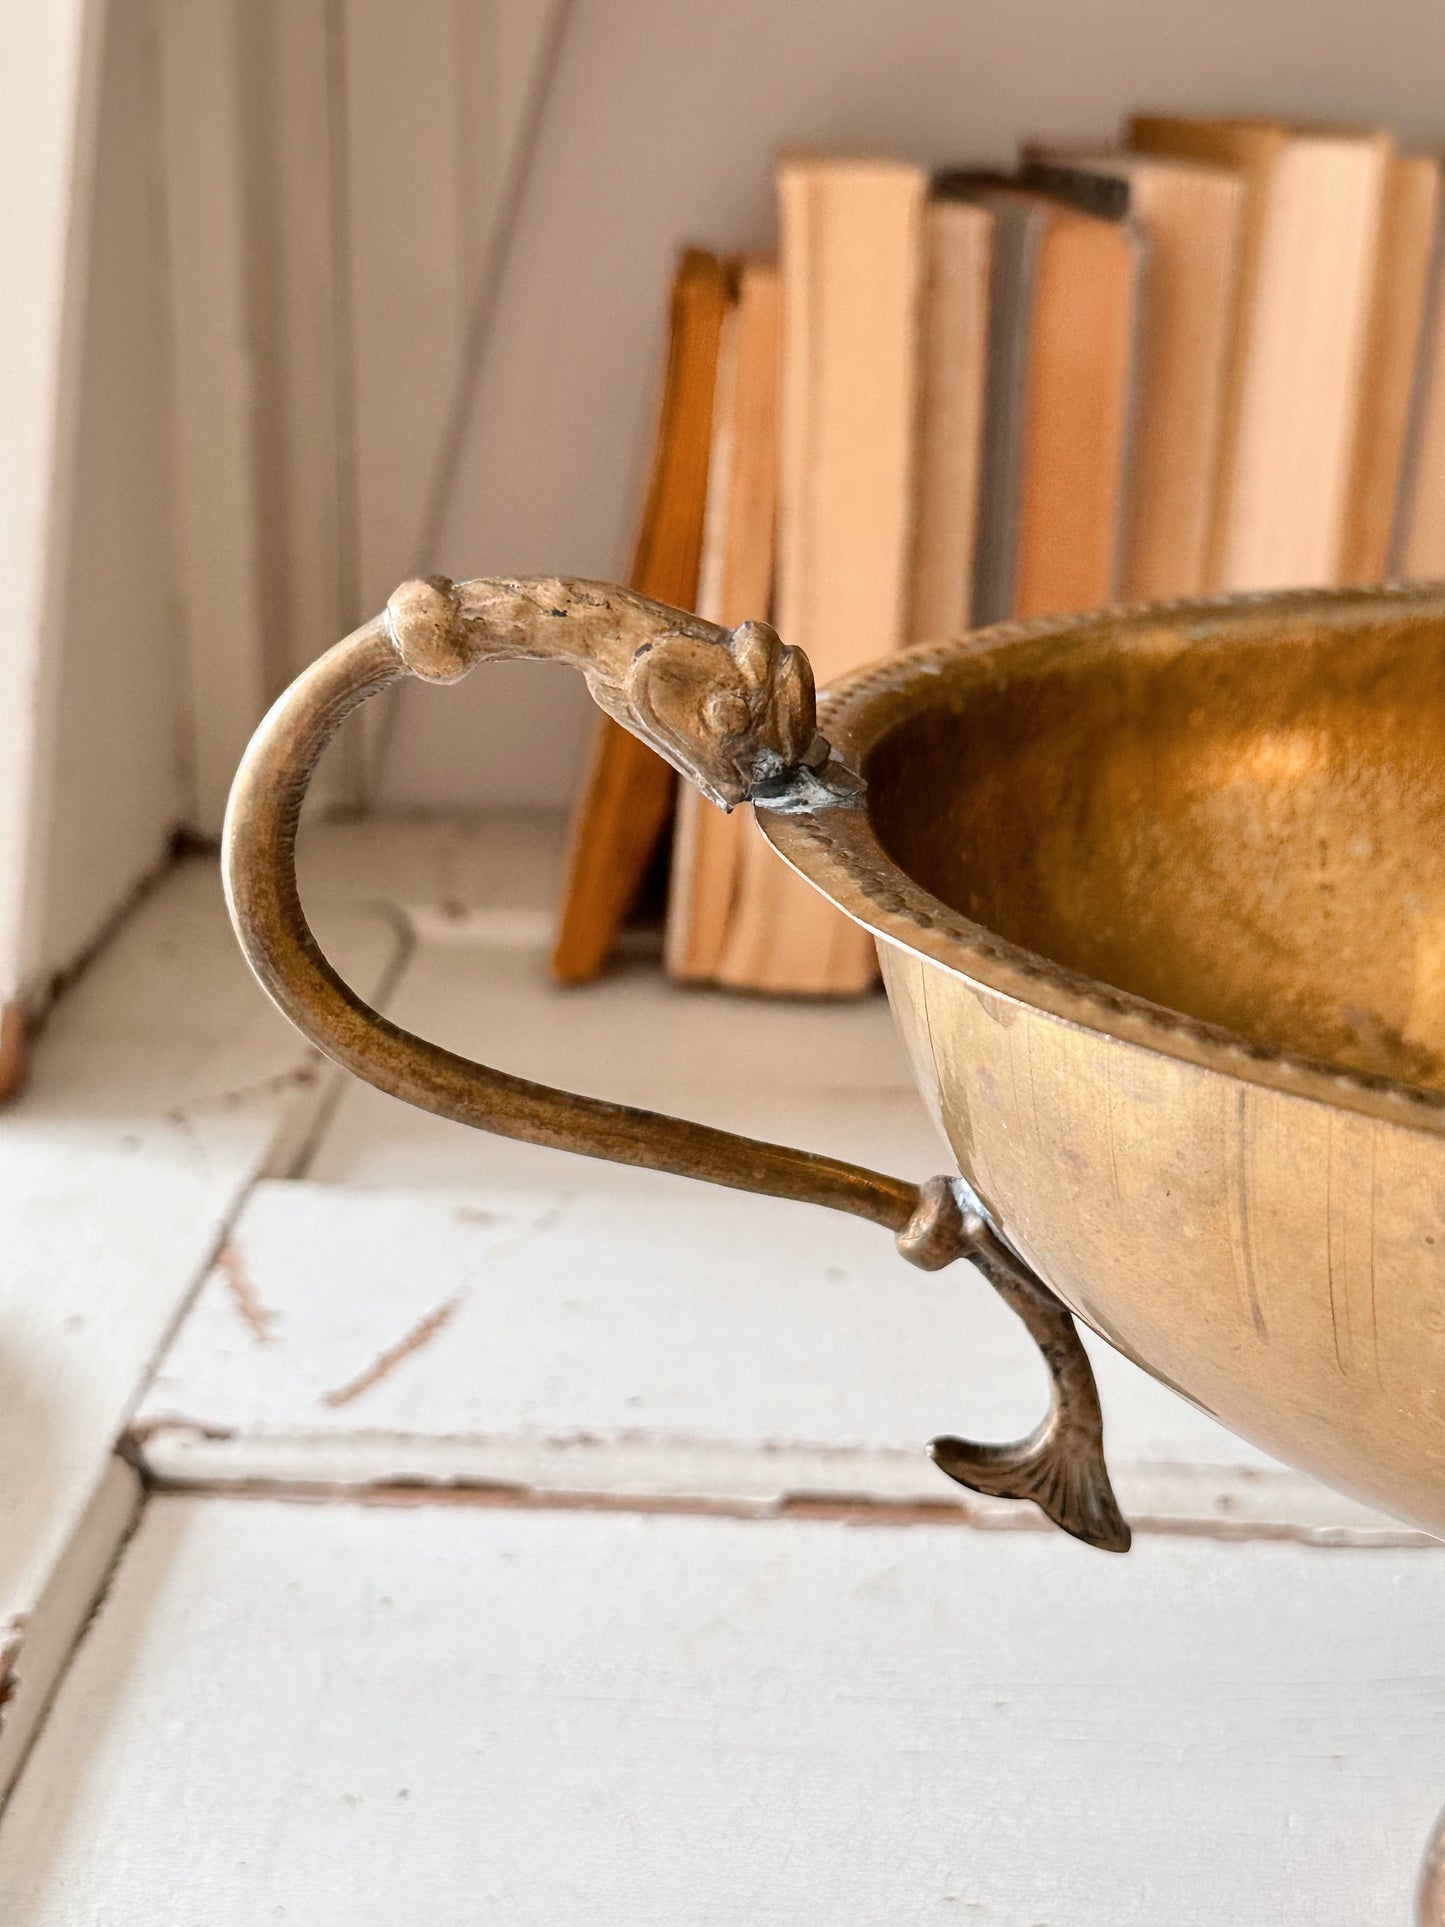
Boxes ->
[862,602,1445,1091]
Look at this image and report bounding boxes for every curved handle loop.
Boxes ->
[222,574,1128,1552]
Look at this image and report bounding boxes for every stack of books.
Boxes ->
[554,113,1445,996]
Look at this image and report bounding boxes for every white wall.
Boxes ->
[162,0,563,829]
[0,0,180,1028]
[37,0,184,980]
[380,0,1445,810]
[0,0,101,1028]
[8,0,1445,1017]
[0,0,559,1029]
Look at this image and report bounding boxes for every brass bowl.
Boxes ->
[224,575,1445,1552]
[765,582,1445,1542]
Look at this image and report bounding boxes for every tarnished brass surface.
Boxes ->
[866,596,1445,1089]
[763,583,1445,1540]
[222,575,1126,1552]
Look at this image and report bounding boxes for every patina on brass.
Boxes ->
[222,574,1127,1552]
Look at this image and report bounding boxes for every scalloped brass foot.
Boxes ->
[896,1177,1130,1554]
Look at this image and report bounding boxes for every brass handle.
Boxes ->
[223,575,1128,1552]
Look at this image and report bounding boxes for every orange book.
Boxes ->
[550,250,729,983]
[666,257,781,982]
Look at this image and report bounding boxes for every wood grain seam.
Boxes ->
[127,1449,1441,1549]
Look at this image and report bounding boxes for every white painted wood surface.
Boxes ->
[11,0,572,875]
[3,1497,1442,1924]
[2,814,1440,1917]
[296,806,568,937]
[134,1178,1411,1542]
[0,0,102,1009]
[135,809,1412,1538]
[156,0,270,837]
[0,846,399,1798]
[0,1460,140,1795]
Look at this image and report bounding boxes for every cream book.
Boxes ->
[908,197,993,643]
[666,257,781,983]
[1392,174,1445,579]
[714,154,925,996]
[1342,152,1441,582]
[1128,115,1393,592]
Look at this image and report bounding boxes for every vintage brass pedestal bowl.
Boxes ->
[774,580,1445,1545]
[224,576,1445,1556]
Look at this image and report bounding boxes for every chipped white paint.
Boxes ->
[143,1432,1426,1547]
[0,1458,140,1793]
[0,848,399,1798]
[2,1499,1442,1924]
[0,817,568,1790]
[134,1179,1411,1540]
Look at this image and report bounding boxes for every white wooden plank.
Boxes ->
[0,850,399,1799]
[2,1497,1441,1922]
[155,0,270,838]
[296,806,568,940]
[133,1178,1411,1541]
[0,0,102,1011]
[307,936,944,1192]
[0,1457,140,1795]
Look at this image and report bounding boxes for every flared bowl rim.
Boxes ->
[761,581,1445,1142]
